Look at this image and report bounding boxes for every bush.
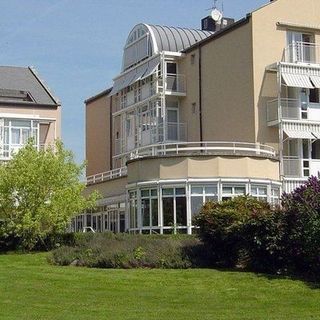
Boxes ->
[194,196,276,268]
[48,233,208,269]
[281,176,320,275]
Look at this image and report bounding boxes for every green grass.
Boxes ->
[0,253,320,320]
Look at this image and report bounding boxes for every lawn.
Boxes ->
[0,253,320,320]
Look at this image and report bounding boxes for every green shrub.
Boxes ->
[49,233,204,269]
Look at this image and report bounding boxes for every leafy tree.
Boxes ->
[0,140,98,250]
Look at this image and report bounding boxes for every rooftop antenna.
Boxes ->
[206,0,223,23]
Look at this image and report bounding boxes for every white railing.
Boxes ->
[114,141,276,161]
[86,166,128,185]
[114,122,187,156]
[283,157,320,178]
[283,42,320,65]
[165,74,186,94]
[266,98,320,123]
[283,178,308,194]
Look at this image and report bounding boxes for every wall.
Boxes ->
[127,155,280,184]
[252,0,320,150]
[0,104,61,144]
[85,94,112,177]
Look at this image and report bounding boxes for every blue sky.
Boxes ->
[0,0,266,164]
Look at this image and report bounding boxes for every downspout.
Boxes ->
[110,95,113,170]
[198,46,203,142]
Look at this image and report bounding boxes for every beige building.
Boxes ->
[77,0,320,234]
[0,66,61,160]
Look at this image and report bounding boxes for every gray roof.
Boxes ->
[146,24,213,52]
[0,66,60,106]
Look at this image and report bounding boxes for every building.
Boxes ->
[77,0,320,234]
[0,66,61,160]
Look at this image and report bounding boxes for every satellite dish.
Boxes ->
[211,8,223,22]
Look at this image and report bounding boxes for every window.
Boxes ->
[191,185,218,216]
[129,191,137,229]
[192,103,196,114]
[287,31,315,63]
[271,187,280,206]
[222,185,246,201]
[251,185,268,201]
[191,54,195,65]
[0,118,39,159]
[140,189,158,228]
[310,88,320,104]
[162,187,187,229]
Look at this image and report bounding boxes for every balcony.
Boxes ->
[114,122,187,156]
[127,141,276,160]
[86,166,128,185]
[283,157,320,178]
[165,74,186,95]
[267,98,320,125]
[282,42,320,65]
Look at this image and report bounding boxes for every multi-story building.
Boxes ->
[78,0,320,234]
[0,66,61,160]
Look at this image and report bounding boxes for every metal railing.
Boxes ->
[114,122,187,156]
[120,141,276,160]
[282,42,320,64]
[165,74,186,94]
[267,98,303,123]
[86,166,128,185]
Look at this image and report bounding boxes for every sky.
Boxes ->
[0,0,267,164]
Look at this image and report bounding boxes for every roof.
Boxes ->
[0,66,60,106]
[85,87,112,104]
[146,24,213,53]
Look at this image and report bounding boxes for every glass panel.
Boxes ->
[11,120,31,127]
[235,186,246,195]
[222,186,232,194]
[141,189,149,198]
[151,199,158,226]
[151,189,157,197]
[205,185,217,194]
[11,128,20,144]
[175,188,185,196]
[191,186,203,195]
[176,197,187,226]
[162,197,174,226]
[21,129,31,144]
[191,196,203,216]
[162,188,174,196]
[141,198,150,227]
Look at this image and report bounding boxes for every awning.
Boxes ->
[141,56,160,80]
[282,73,314,89]
[311,131,320,139]
[284,128,315,139]
[109,57,160,96]
[310,75,320,89]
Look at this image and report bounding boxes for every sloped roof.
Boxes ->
[0,66,60,106]
[146,24,213,52]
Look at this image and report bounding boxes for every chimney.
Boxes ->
[201,16,235,32]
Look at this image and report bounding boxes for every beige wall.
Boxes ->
[86,94,112,176]
[127,155,279,184]
[84,176,127,199]
[0,104,61,144]
[180,21,256,143]
[252,0,320,150]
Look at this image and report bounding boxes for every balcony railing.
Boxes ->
[267,98,320,123]
[126,141,276,160]
[283,157,320,178]
[282,42,320,65]
[114,122,187,156]
[86,166,127,185]
[165,74,186,94]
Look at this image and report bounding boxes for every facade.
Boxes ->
[0,66,61,160]
[77,0,320,234]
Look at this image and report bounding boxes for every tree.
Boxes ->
[0,140,98,250]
